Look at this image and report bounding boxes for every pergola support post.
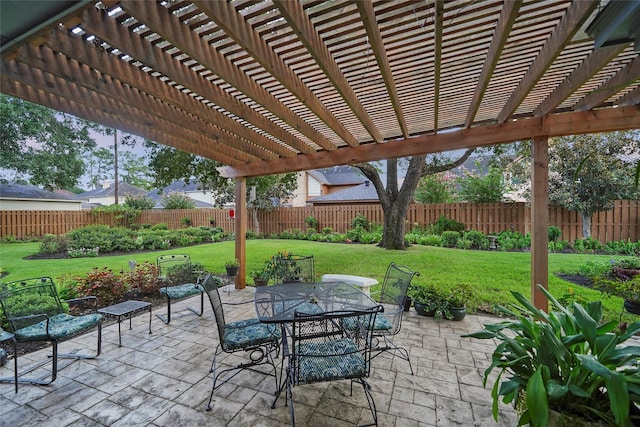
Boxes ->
[531,136,549,311]
[235,178,247,289]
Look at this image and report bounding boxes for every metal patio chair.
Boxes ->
[201,274,281,411]
[273,254,315,284]
[0,277,103,386]
[156,254,205,324]
[285,306,383,426]
[370,262,419,374]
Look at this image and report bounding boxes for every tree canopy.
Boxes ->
[0,95,97,190]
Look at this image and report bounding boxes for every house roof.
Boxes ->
[0,182,76,201]
[1,1,638,179]
[308,182,379,204]
[75,182,146,199]
[308,166,365,186]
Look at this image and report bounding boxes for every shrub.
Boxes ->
[39,234,70,254]
[351,214,370,231]
[548,239,570,252]
[321,227,333,235]
[456,238,472,250]
[124,194,155,210]
[431,215,465,235]
[73,267,127,307]
[547,225,562,242]
[122,262,160,294]
[463,230,489,249]
[152,223,168,230]
[574,237,602,253]
[161,192,195,209]
[181,217,192,227]
[305,215,319,229]
[441,231,460,247]
[418,234,442,247]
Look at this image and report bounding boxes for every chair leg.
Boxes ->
[371,334,414,375]
[187,292,205,317]
[357,378,378,427]
[156,295,172,324]
[4,325,102,387]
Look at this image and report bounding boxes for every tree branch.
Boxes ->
[421,148,476,176]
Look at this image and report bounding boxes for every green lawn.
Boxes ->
[0,239,633,322]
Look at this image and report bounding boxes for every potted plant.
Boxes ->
[251,266,270,286]
[445,283,473,321]
[410,284,439,316]
[463,285,640,427]
[224,258,240,277]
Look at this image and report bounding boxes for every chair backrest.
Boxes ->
[201,274,228,348]
[379,262,419,307]
[290,306,382,386]
[0,277,64,332]
[157,254,194,285]
[377,263,419,335]
[273,254,315,284]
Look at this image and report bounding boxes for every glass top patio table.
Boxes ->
[254,281,378,324]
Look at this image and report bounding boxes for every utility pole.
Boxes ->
[114,129,119,204]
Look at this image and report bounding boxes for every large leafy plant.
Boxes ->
[463,286,640,427]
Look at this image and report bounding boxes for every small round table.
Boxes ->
[0,330,18,393]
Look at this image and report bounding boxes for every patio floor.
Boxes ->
[0,286,517,426]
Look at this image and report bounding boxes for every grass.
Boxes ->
[0,239,634,322]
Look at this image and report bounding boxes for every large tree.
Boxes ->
[146,144,297,232]
[0,95,96,190]
[548,131,639,238]
[355,149,475,250]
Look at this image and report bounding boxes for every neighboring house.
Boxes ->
[0,183,82,211]
[308,180,379,205]
[75,181,146,206]
[289,166,366,206]
[146,180,215,209]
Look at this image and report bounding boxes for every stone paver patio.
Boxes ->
[0,286,517,426]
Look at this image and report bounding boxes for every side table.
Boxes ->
[98,300,152,347]
[0,330,18,393]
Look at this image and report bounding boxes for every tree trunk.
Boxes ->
[381,202,409,249]
[581,211,591,238]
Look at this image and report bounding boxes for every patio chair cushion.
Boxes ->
[160,283,203,299]
[274,301,324,316]
[14,313,103,341]
[297,338,365,382]
[372,314,393,331]
[224,321,281,351]
[227,318,262,329]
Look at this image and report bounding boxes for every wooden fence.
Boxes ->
[1,200,638,243]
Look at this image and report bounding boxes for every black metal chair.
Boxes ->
[285,306,383,426]
[0,277,103,386]
[370,263,419,374]
[156,254,205,324]
[201,274,281,411]
[273,254,315,284]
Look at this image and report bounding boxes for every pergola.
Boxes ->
[2,0,639,309]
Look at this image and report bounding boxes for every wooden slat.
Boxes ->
[465,0,522,128]
[356,0,408,138]
[119,0,334,152]
[497,0,598,123]
[534,44,627,116]
[573,56,640,111]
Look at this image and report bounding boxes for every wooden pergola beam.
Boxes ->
[433,0,443,132]
[272,0,381,144]
[119,0,337,152]
[356,0,408,138]
[573,56,640,111]
[534,44,627,116]
[465,0,522,128]
[14,45,279,162]
[497,0,598,122]
[219,105,640,177]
